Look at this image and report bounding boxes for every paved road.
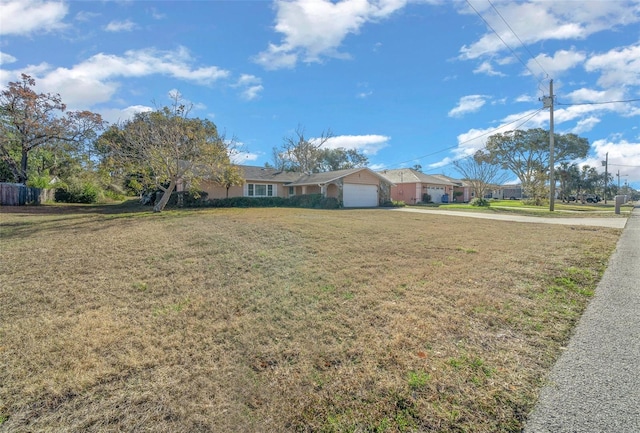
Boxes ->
[523,205,640,432]
[390,207,628,228]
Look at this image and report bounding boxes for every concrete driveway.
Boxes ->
[389,207,628,229]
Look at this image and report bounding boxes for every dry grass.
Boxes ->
[0,204,621,432]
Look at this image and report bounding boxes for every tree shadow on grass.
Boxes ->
[0,199,163,241]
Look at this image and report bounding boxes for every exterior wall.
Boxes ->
[391,182,420,203]
[453,186,470,202]
[326,183,339,198]
[343,170,380,185]
[199,180,289,199]
[304,185,322,194]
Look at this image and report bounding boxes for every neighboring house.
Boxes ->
[378,168,457,204]
[197,165,393,208]
[431,174,472,203]
[490,184,523,200]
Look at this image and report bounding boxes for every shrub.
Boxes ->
[422,193,432,203]
[165,191,209,208]
[26,176,51,189]
[209,196,287,208]
[382,200,405,207]
[469,197,490,207]
[317,197,340,209]
[55,179,101,203]
[288,193,324,208]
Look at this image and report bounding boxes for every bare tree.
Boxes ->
[282,126,333,174]
[453,150,508,200]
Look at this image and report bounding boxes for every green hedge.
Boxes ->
[162,192,340,209]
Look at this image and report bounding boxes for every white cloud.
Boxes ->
[585,43,640,89]
[105,19,137,32]
[0,0,68,35]
[75,11,100,22]
[2,47,231,108]
[570,116,600,134]
[527,49,586,78]
[473,61,505,77]
[589,138,640,186]
[254,0,414,69]
[0,52,17,65]
[233,74,264,100]
[321,134,391,155]
[515,94,536,103]
[230,151,259,164]
[448,94,488,117]
[459,1,640,61]
[99,105,153,124]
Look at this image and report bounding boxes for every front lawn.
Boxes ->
[0,205,620,432]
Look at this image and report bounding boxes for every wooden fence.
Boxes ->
[0,183,54,206]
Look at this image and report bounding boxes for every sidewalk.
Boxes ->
[390,207,628,228]
[524,205,640,432]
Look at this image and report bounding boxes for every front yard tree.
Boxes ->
[453,150,508,200]
[485,128,589,202]
[279,126,368,173]
[216,165,244,198]
[282,126,333,173]
[101,101,232,212]
[0,74,105,184]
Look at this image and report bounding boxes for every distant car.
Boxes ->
[585,194,601,203]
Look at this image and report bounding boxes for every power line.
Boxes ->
[387,108,544,169]
[465,0,543,82]
[556,98,640,106]
[487,0,549,79]
[608,163,640,168]
[427,108,543,174]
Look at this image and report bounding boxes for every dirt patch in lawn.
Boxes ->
[0,206,620,432]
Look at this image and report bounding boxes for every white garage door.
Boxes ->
[427,187,445,203]
[343,184,378,207]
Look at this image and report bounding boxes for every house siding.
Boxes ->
[200,181,290,199]
[343,171,380,185]
[391,182,421,204]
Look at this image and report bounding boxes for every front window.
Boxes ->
[247,183,274,197]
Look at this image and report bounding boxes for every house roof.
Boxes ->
[287,167,393,186]
[378,169,457,186]
[239,165,304,183]
[431,174,469,187]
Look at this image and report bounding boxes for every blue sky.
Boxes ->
[1,0,639,188]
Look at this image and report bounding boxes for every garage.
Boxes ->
[427,186,445,203]
[343,184,378,207]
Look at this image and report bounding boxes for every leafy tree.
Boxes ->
[485,128,589,201]
[215,165,244,198]
[556,163,607,202]
[453,150,508,200]
[98,100,232,212]
[0,74,105,184]
[317,147,368,172]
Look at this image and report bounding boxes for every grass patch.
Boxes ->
[0,205,620,432]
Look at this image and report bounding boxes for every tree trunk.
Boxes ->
[153,179,177,212]
[18,149,29,184]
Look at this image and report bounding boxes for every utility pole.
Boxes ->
[546,79,555,212]
[602,152,608,204]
